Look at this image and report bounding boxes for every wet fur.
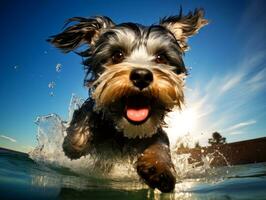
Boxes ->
[48,8,207,192]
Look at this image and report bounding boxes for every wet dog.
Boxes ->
[48,9,207,192]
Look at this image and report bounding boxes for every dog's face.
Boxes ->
[49,9,207,138]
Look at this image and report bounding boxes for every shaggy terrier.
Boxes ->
[48,8,207,192]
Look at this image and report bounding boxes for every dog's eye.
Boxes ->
[112,50,124,64]
[155,54,168,64]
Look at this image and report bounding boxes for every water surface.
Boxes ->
[2,96,265,200]
[1,149,266,200]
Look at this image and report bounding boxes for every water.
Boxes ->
[0,150,266,200]
[1,95,266,200]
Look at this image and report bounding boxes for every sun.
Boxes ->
[164,106,199,146]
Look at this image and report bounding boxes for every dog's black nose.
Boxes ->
[130,68,153,90]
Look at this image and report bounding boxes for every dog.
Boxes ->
[48,8,207,192]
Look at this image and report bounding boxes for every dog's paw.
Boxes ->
[136,152,176,192]
[62,129,91,159]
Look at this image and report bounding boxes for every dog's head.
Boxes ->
[48,9,208,138]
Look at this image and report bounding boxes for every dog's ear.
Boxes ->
[160,8,208,51]
[48,16,115,53]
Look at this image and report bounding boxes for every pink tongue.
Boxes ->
[126,107,149,122]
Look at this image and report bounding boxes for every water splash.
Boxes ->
[30,96,94,175]
[48,81,56,89]
[30,94,230,189]
[68,94,84,121]
[30,94,139,180]
[55,63,62,72]
[48,81,56,96]
[13,65,19,70]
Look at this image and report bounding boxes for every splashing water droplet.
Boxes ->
[56,63,62,72]
[68,94,85,121]
[48,81,56,89]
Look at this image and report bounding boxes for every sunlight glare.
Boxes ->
[164,106,199,147]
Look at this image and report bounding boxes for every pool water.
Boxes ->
[1,96,265,200]
[0,149,266,200]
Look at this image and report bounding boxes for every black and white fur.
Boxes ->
[48,8,207,192]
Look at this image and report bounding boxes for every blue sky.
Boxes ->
[0,0,265,152]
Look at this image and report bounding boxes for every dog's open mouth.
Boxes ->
[124,95,151,124]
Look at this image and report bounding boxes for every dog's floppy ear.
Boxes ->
[160,8,208,51]
[48,16,115,53]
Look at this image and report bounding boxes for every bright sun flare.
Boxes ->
[164,106,199,146]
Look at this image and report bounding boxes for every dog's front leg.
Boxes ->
[63,100,93,159]
[136,142,176,192]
